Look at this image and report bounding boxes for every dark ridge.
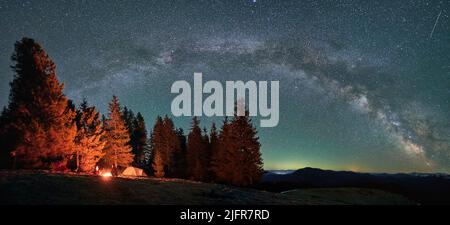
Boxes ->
[257,167,450,205]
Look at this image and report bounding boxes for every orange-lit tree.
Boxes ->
[0,38,76,169]
[211,117,235,183]
[211,113,263,186]
[150,115,180,177]
[152,150,165,178]
[102,96,133,168]
[74,99,106,172]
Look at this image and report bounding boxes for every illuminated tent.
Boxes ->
[121,167,147,177]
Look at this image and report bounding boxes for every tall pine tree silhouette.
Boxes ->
[187,117,206,181]
[211,117,235,183]
[163,115,180,177]
[201,127,212,181]
[102,96,133,168]
[150,116,165,177]
[122,106,135,133]
[211,112,263,186]
[173,128,187,178]
[0,38,76,169]
[74,99,106,172]
[121,107,148,168]
[229,112,263,186]
[150,115,180,177]
[208,123,219,180]
[131,112,147,168]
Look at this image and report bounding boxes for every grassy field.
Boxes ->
[0,170,414,205]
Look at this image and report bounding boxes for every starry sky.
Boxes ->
[1,0,449,173]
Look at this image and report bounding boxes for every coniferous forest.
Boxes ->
[0,38,263,186]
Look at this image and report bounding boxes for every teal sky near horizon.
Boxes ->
[0,0,449,173]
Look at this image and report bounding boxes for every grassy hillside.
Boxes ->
[0,170,414,205]
[281,188,415,205]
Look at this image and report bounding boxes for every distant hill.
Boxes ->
[0,170,412,205]
[267,170,296,175]
[260,167,450,204]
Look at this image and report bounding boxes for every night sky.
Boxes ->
[1,0,449,173]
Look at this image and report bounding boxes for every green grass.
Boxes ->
[0,170,414,205]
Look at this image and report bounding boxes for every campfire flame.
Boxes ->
[100,171,112,178]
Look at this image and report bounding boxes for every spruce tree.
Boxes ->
[152,150,165,178]
[122,106,135,132]
[102,96,133,168]
[149,115,180,177]
[211,117,236,183]
[186,117,205,181]
[229,112,263,186]
[211,111,263,186]
[0,38,76,169]
[0,108,10,168]
[209,123,219,155]
[163,115,180,176]
[150,116,165,177]
[173,128,187,178]
[208,123,219,180]
[201,127,211,181]
[131,112,147,167]
[74,99,106,172]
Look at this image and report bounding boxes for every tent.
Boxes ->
[121,167,147,177]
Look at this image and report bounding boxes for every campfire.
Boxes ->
[102,172,112,177]
[99,170,113,178]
